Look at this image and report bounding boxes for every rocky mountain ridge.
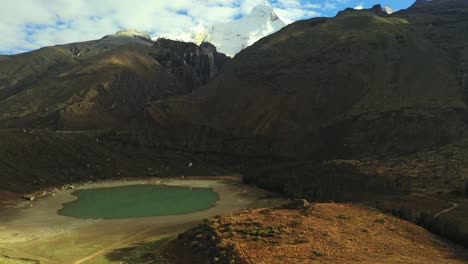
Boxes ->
[161,2,287,57]
[0,35,228,130]
[146,0,468,159]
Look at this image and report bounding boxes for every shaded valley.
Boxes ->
[1,0,468,263]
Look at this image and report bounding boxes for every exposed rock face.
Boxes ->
[23,195,36,201]
[153,39,229,88]
[338,4,395,17]
[0,38,229,130]
[146,2,468,159]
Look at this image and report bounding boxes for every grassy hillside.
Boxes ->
[0,34,153,97]
[0,39,228,130]
[168,202,468,263]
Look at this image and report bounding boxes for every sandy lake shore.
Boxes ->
[0,177,283,264]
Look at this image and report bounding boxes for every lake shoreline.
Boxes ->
[0,175,243,209]
[57,183,221,219]
[0,177,283,263]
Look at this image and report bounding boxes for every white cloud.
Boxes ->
[0,0,329,54]
[354,5,365,10]
[275,8,321,23]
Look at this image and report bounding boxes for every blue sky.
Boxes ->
[314,0,415,16]
[0,0,416,55]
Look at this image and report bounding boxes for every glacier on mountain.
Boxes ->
[383,5,395,14]
[160,2,287,57]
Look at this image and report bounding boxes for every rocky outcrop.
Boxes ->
[145,3,468,159]
[153,39,229,89]
[23,194,36,201]
[337,4,395,17]
[0,38,229,130]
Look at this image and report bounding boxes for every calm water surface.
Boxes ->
[58,184,219,219]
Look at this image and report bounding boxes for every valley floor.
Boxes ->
[0,178,283,264]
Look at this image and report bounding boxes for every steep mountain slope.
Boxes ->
[146,3,468,159]
[0,35,228,196]
[203,3,286,57]
[161,2,286,57]
[135,2,468,210]
[0,37,228,130]
[0,30,153,93]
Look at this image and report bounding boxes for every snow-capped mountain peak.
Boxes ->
[383,5,395,14]
[202,3,286,57]
[352,4,395,15]
[115,29,152,40]
[159,3,286,57]
[249,2,276,18]
[157,24,207,45]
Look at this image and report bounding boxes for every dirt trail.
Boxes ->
[74,227,155,264]
[434,203,459,218]
[413,193,459,218]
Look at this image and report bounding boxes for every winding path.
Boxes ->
[74,227,157,264]
[413,193,459,218]
[433,202,459,218]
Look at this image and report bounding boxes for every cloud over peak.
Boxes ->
[0,0,414,54]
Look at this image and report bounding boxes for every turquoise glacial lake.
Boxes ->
[58,184,219,219]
